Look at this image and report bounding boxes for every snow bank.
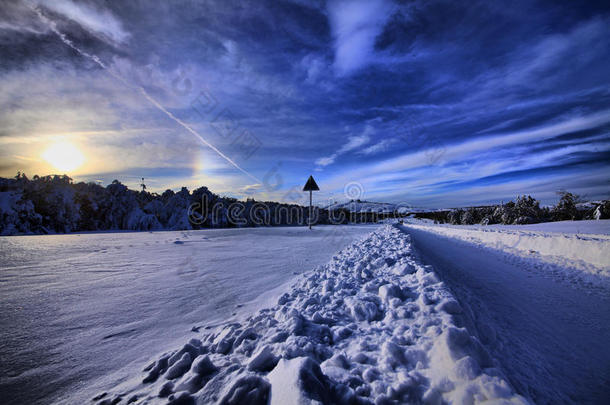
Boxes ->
[402,221,610,280]
[92,225,527,404]
[482,219,610,235]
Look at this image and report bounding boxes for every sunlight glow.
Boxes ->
[42,142,85,173]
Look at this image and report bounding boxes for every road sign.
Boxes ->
[303,176,319,229]
[302,175,319,191]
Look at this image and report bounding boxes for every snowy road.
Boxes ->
[0,225,375,405]
[400,224,610,404]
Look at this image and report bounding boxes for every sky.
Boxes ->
[0,0,609,208]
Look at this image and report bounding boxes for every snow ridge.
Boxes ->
[94,225,528,405]
[401,222,610,293]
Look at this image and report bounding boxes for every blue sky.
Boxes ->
[0,0,609,208]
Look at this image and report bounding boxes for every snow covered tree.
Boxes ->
[552,191,580,221]
[460,207,479,225]
[0,173,396,234]
[448,209,463,224]
[513,195,542,224]
[498,201,516,225]
[593,201,610,220]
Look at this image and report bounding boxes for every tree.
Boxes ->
[460,207,479,225]
[594,201,610,220]
[553,191,580,221]
[513,195,542,223]
[448,209,463,224]
[498,201,516,224]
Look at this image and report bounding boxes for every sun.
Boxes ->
[42,142,86,173]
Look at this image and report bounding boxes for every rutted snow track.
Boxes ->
[93,225,527,405]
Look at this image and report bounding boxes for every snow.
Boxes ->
[325,200,437,214]
[413,218,610,235]
[324,200,443,214]
[84,225,527,404]
[267,357,318,405]
[3,220,608,404]
[326,201,401,213]
[402,219,610,285]
[401,223,610,403]
[0,225,375,405]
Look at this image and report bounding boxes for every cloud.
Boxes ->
[315,125,374,167]
[238,183,263,195]
[0,1,130,55]
[315,155,337,167]
[321,109,610,204]
[338,131,371,153]
[2,1,609,206]
[0,61,211,181]
[0,2,48,34]
[461,16,610,106]
[358,138,396,155]
[301,53,329,84]
[36,0,130,45]
[327,0,393,75]
[382,109,610,174]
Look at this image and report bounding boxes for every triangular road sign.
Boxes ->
[303,175,320,191]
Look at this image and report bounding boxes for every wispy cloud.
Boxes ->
[36,0,130,45]
[327,0,394,75]
[321,109,610,204]
[315,125,374,167]
[358,138,397,155]
[0,2,47,34]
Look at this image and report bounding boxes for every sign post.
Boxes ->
[302,175,320,230]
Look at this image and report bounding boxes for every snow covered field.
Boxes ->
[0,225,375,405]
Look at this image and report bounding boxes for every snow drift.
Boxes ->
[402,220,610,285]
[91,225,527,404]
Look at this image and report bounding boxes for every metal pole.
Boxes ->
[309,190,312,230]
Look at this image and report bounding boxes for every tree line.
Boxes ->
[413,193,610,225]
[1,173,607,235]
[0,174,380,235]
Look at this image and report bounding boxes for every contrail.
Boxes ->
[29,4,261,184]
